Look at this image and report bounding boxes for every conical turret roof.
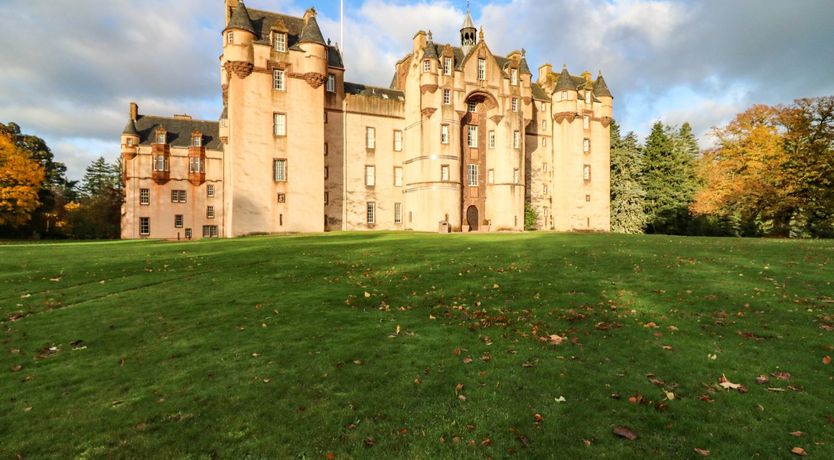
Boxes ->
[123,120,139,136]
[461,10,475,30]
[555,66,576,92]
[226,1,255,34]
[594,72,613,98]
[299,14,326,45]
[519,57,532,75]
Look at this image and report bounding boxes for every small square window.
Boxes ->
[227,32,234,45]
[423,60,431,73]
[586,194,591,202]
[277,193,286,204]
[273,32,287,52]
[207,206,215,219]
[467,100,477,113]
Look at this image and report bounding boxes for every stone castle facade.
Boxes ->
[120,1,613,239]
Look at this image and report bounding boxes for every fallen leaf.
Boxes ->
[662,345,673,350]
[644,322,658,329]
[462,357,473,364]
[481,437,491,447]
[262,378,271,384]
[364,437,376,448]
[583,439,592,446]
[364,292,371,298]
[791,447,807,456]
[613,426,637,441]
[771,371,791,381]
[694,447,711,457]
[756,375,770,385]
[414,377,421,385]
[789,431,804,437]
[454,383,464,395]
[534,413,543,424]
[11,365,22,373]
[522,362,534,368]
[824,356,831,365]
[718,374,746,392]
[555,396,566,403]
[326,452,335,460]
[453,347,462,356]
[548,334,565,345]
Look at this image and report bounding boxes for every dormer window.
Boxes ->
[192,135,202,147]
[227,32,234,45]
[423,60,431,73]
[444,57,452,75]
[511,68,518,85]
[273,32,287,52]
[155,130,166,145]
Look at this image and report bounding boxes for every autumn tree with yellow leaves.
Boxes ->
[0,131,45,228]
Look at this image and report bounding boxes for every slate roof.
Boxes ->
[531,83,549,101]
[594,74,613,98]
[123,116,223,150]
[226,2,256,34]
[123,120,140,136]
[344,82,405,101]
[299,15,326,46]
[555,67,577,92]
[327,45,344,69]
[519,58,532,75]
[462,11,476,30]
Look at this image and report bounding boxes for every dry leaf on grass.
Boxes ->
[824,355,831,365]
[718,374,747,393]
[789,431,804,437]
[613,426,638,440]
[694,447,711,457]
[791,447,807,456]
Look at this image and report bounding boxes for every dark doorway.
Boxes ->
[466,205,479,232]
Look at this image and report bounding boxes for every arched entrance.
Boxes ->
[466,205,479,232]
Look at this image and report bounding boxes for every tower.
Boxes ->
[460,5,477,55]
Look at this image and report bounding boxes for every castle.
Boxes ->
[120,1,613,239]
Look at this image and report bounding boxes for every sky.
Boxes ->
[1,0,832,180]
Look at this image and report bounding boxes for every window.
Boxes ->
[562,91,568,101]
[324,192,329,205]
[585,91,592,104]
[443,89,451,105]
[324,166,329,179]
[541,120,547,130]
[273,113,286,136]
[185,228,192,239]
[277,193,286,204]
[205,206,215,219]
[583,164,591,182]
[274,32,287,52]
[227,32,234,45]
[192,136,202,147]
[441,165,450,181]
[557,92,562,102]
[189,157,204,174]
[324,143,328,156]
[366,202,376,224]
[511,68,519,85]
[443,57,452,75]
[273,69,285,91]
[394,167,403,187]
[478,59,486,81]
[423,60,431,73]
[441,124,449,144]
[543,163,549,173]
[513,168,520,183]
[365,165,375,187]
[543,184,549,195]
[468,100,477,112]
[583,138,590,153]
[489,131,495,149]
[543,137,547,147]
[366,127,375,149]
[207,184,215,198]
[171,190,187,203]
[394,203,402,224]
[326,74,336,92]
[487,169,495,184]
[586,194,591,202]
[513,130,521,149]
[153,156,168,172]
[583,115,590,130]
[203,225,218,238]
[126,138,134,147]
[393,130,403,151]
[274,159,287,182]
[139,188,150,205]
[468,164,478,186]
[140,217,150,236]
[512,98,518,112]
[467,125,478,148]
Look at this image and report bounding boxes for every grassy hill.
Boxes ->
[2,233,833,458]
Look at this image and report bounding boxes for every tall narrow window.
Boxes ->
[273,113,286,136]
[543,137,547,147]
[423,60,431,73]
[478,59,486,81]
[487,169,495,184]
[468,164,478,186]
[441,124,449,144]
[139,217,150,236]
[393,130,403,151]
[324,192,329,205]
[365,165,375,187]
[511,68,519,85]
[467,125,478,148]
[227,32,234,45]
[207,184,215,198]
[512,98,518,112]
[468,100,477,112]
[207,206,215,219]
[366,127,375,149]
[324,143,328,156]
[175,214,183,228]
[274,159,287,182]
[394,203,402,224]
[513,168,520,183]
[444,57,452,75]
[488,131,495,149]
[366,202,376,224]
[585,91,592,104]
[443,89,451,105]
[513,130,521,149]
[153,156,168,171]
[394,167,403,187]
[583,138,590,153]
[189,157,204,173]
[324,166,329,179]
[326,74,336,92]
[543,184,549,195]
[139,188,150,205]
[273,32,287,52]
[583,115,590,130]
[273,69,285,91]
[562,91,568,101]
[583,164,591,182]
[541,120,547,130]
[441,165,450,181]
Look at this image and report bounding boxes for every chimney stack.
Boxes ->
[129,102,138,121]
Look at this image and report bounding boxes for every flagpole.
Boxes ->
[340,0,348,231]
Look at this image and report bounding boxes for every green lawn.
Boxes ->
[1,232,833,459]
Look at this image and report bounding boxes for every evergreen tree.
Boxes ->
[80,156,120,198]
[67,157,123,239]
[610,121,647,234]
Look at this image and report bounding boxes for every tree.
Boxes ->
[524,203,539,231]
[609,121,647,233]
[641,122,700,234]
[80,156,121,199]
[0,132,45,228]
[66,157,123,239]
